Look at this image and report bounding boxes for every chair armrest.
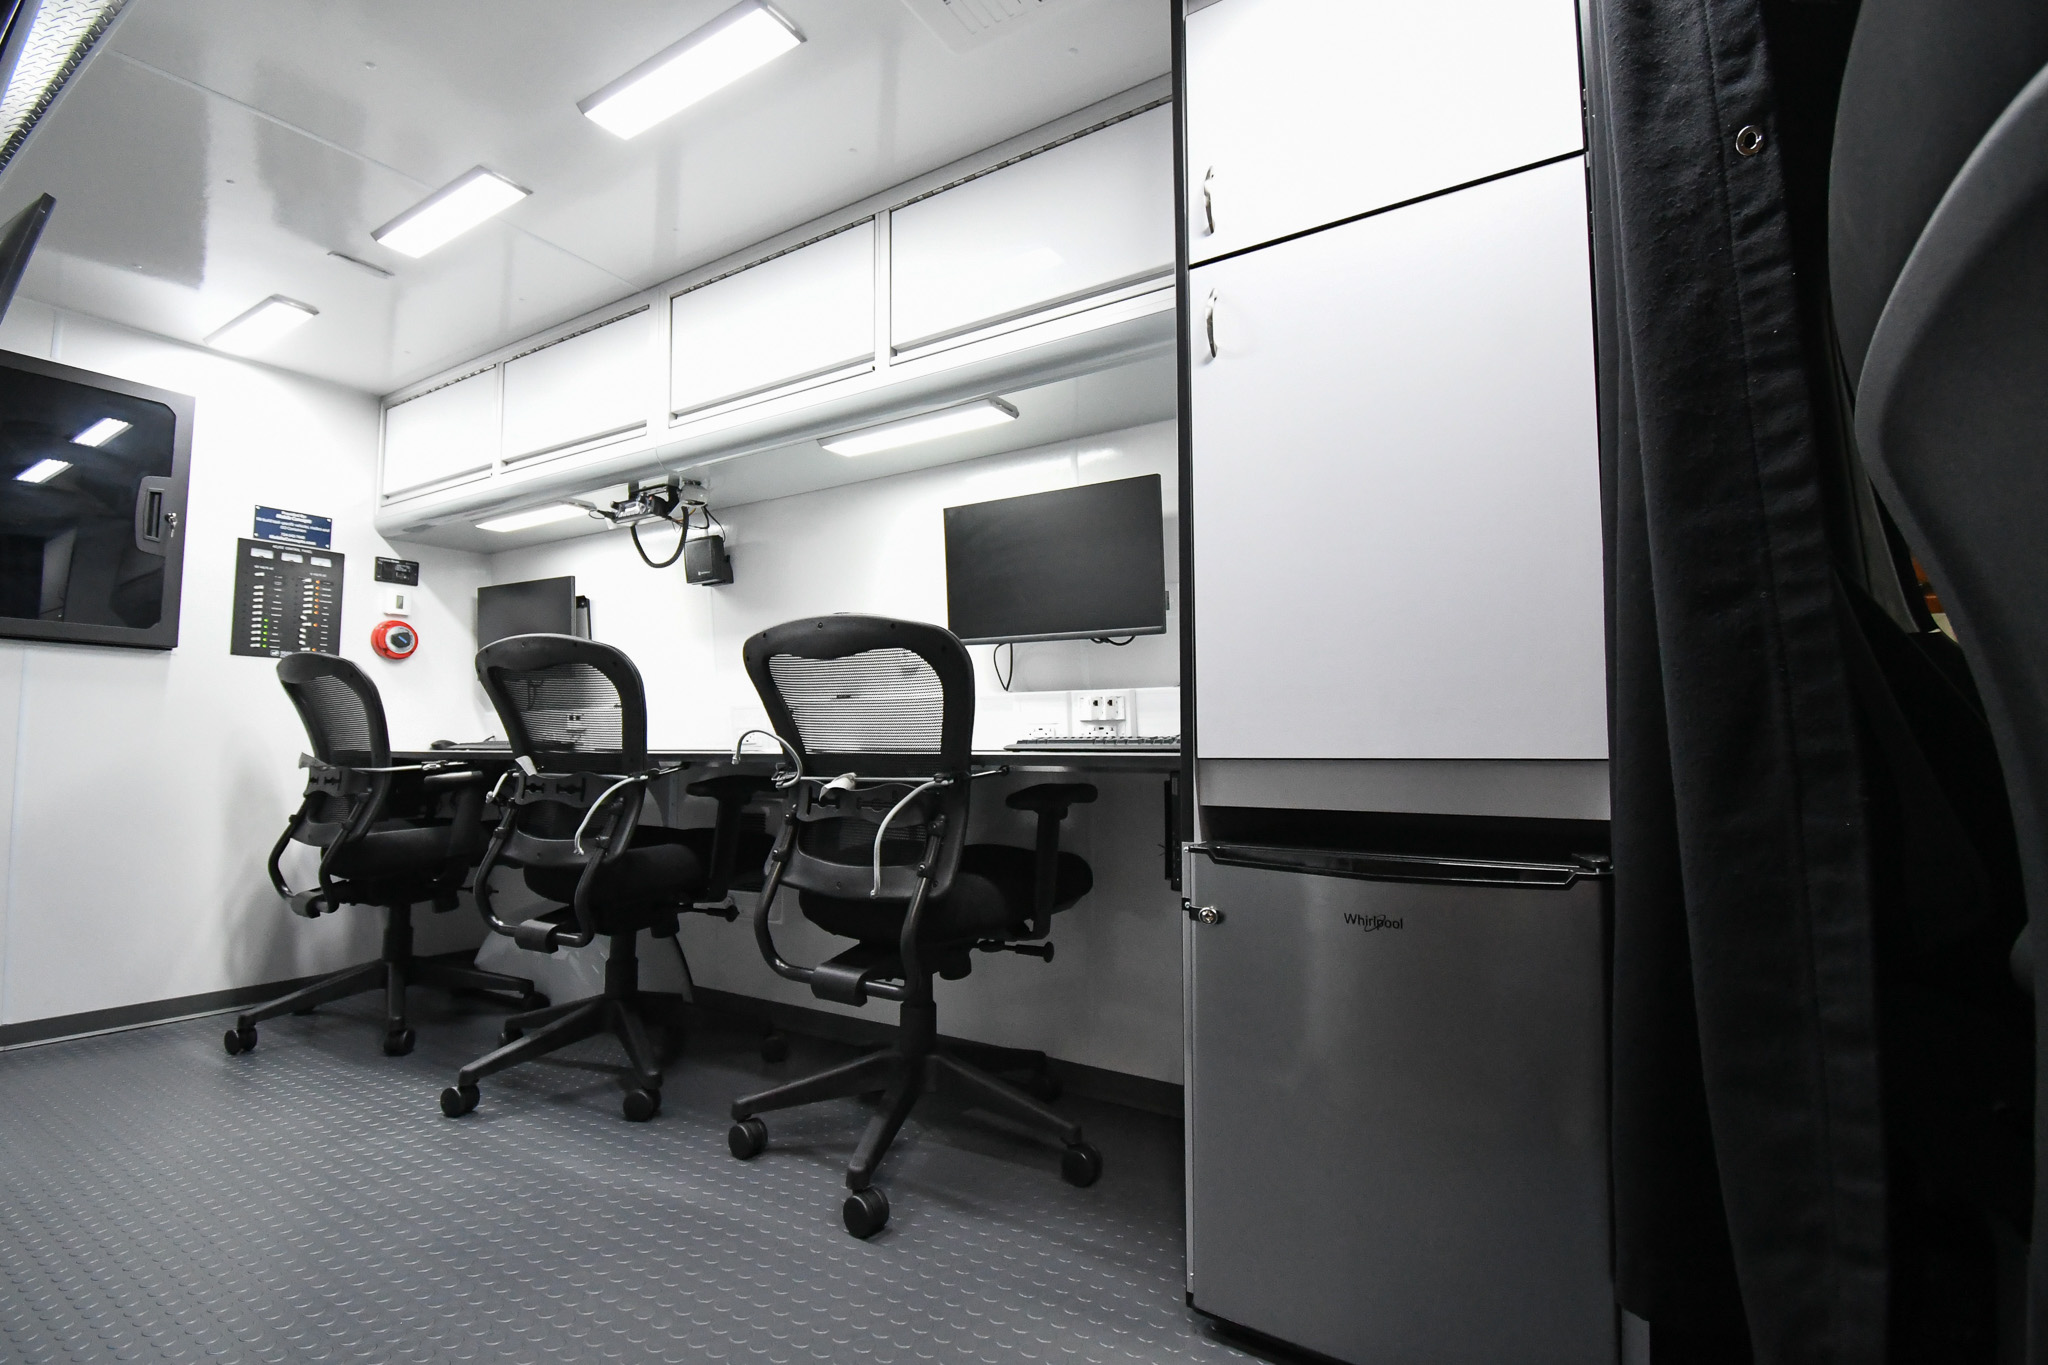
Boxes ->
[1006,783,1097,938]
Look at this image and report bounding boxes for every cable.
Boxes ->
[994,641,1015,691]
[629,515,687,568]
[1089,635,1135,646]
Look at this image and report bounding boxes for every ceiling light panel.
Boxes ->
[71,416,128,446]
[372,167,530,259]
[15,456,68,483]
[204,295,318,353]
[0,0,130,177]
[579,1,803,140]
[822,397,1019,457]
[476,504,589,534]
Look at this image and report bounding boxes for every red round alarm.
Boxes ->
[370,619,418,660]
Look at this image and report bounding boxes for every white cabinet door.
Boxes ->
[381,368,497,499]
[1185,0,1584,264]
[670,221,875,419]
[500,309,652,464]
[1191,158,1606,760]
[891,106,1174,353]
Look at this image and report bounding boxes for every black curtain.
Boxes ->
[1587,1,1888,1360]
[1589,2,2035,1361]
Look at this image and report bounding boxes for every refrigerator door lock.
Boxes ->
[1185,901,1224,926]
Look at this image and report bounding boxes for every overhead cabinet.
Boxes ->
[1189,159,1606,760]
[890,106,1175,355]
[1184,0,1585,263]
[381,367,497,499]
[669,221,876,420]
[500,307,652,466]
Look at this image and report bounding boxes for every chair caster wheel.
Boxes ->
[499,1024,523,1045]
[622,1088,662,1122]
[761,1032,789,1064]
[843,1186,889,1239]
[1061,1142,1102,1188]
[382,1029,415,1057]
[1025,1071,1063,1102]
[728,1118,768,1159]
[440,1085,479,1117]
[223,1025,257,1056]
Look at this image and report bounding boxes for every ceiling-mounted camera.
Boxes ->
[569,479,728,578]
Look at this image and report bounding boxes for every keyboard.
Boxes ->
[1004,733,1181,752]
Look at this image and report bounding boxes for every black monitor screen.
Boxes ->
[477,576,575,647]
[944,474,1166,645]
[0,195,52,325]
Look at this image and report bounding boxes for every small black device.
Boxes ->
[373,556,419,585]
[0,194,53,325]
[476,576,578,647]
[944,474,1167,644]
[684,534,733,585]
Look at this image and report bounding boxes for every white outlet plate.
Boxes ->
[1071,690,1133,729]
[380,587,413,616]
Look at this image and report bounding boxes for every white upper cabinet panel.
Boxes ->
[382,369,497,499]
[1185,0,1584,263]
[499,309,653,464]
[1191,159,1606,759]
[891,107,1175,353]
[670,222,876,419]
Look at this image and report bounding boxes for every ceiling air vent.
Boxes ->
[900,0,1077,53]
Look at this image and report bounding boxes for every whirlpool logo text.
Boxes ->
[1342,912,1404,932]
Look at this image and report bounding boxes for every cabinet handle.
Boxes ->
[1201,166,1216,235]
[1204,291,1219,359]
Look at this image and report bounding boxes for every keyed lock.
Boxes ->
[1193,905,1223,925]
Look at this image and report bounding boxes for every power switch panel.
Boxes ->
[1073,691,1133,730]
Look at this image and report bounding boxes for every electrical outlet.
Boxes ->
[1072,690,1132,729]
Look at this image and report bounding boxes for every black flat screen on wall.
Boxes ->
[0,350,193,650]
[944,474,1167,644]
[476,576,577,647]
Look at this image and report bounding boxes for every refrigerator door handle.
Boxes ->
[1202,842,1608,889]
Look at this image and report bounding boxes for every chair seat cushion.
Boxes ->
[522,825,706,924]
[799,843,1092,946]
[324,820,461,881]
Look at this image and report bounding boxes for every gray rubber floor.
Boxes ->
[0,987,1263,1364]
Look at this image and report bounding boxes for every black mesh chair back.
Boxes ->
[277,653,392,838]
[475,633,649,872]
[744,616,976,901]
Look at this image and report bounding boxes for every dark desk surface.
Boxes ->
[396,747,1183,776]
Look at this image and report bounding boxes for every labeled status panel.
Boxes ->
[230,538,343,657]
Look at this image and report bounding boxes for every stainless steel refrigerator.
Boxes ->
[1184,839,1616,1365]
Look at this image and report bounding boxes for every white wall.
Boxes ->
[484,419,1188,1082]
[0,301,494,1029]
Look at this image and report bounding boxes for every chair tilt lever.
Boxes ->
[978,939,1055,961]
[808,944,903,1006]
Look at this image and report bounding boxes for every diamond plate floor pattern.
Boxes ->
[0,991,1259,1364]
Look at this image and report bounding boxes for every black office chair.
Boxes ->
[226,653,540,1059]
[438,634,713,1123]
[724,615,1102,1238]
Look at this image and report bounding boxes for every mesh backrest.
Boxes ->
[294,674,375,758]
[768,647,944,754]
[499,662,623,753]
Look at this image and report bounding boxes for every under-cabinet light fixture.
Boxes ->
[821,397,1019,457]
[204,295,319,352]
[477,504,589,534]
[15,457,69,484]
[71,417,129,447]
[579,1,804,139]
[372,167,529,259]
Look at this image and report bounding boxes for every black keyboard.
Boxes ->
[1004,734,1181,751]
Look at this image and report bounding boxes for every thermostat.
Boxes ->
[370,619,418,660]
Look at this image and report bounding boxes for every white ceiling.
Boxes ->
[0,0,1168,394]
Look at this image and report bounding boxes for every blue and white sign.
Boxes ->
[254,506,332,548]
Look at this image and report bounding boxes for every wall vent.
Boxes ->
[900,0,1076,53]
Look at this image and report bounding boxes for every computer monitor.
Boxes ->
[944,474,1167,644]
[476,576,577,647]
[0,195,53,326]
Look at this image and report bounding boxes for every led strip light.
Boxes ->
[0,0,129,176]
